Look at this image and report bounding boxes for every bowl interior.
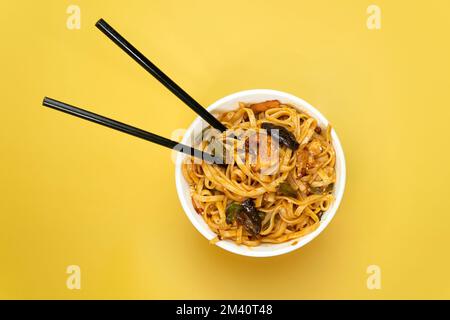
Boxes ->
[175,89,346,257]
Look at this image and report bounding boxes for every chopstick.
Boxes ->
[42,97,223,164]
[95,18,227,132]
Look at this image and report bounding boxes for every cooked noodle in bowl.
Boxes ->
[175,90,346,257]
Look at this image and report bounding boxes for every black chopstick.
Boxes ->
[42,97,223,164]
[95,18,227,132]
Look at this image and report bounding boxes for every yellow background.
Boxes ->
[1,0,449,299]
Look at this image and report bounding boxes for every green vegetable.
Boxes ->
[325,183,335,192]
[226,203,242,224]
[310,183,334,195]
[278,182,297,198]
[310,187,323,194]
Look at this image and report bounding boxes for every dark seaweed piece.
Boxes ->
[258,211,266,220]
[236,199,262,236]
[261,122,299,150]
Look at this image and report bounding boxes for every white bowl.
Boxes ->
[175,89,346,257]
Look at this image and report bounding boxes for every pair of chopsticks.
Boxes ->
[43,18,226,164]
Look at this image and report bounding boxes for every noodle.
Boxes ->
[182,101,336,246]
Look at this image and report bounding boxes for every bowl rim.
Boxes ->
[175,89,346,257]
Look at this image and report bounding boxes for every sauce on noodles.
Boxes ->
[182,100,336,246]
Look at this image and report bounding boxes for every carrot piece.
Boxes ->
[249,100,280,113]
